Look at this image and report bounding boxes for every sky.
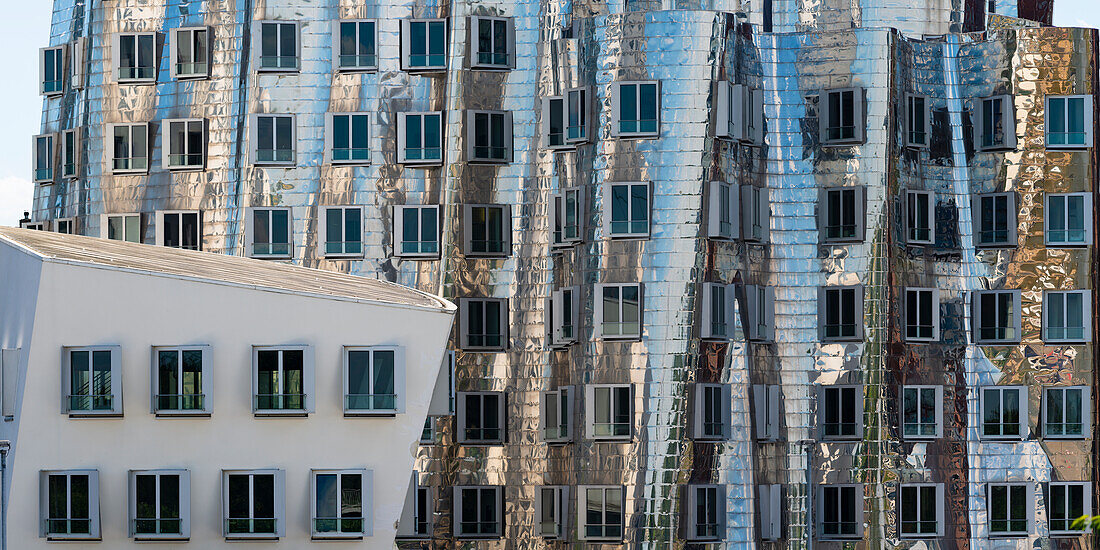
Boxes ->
[0,4,1095,227]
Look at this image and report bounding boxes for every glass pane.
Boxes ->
[373,350,395,409]
[315,474,338,528]
[158,351,178,407]
[254,475,275,519]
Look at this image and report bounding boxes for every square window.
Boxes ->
[40,46,65,96]
[460,298,508,350]
[1044,290,1091,343]
[344,347,404,414]
[327,113,371,164]
[320,206,363,258]
[536,486,567,538]
[463,204,510,257]
[546,286,579,347]
[152,346,211,415]
[819,385,862,440]
[311,469,371,538]
[397,112,444,165]
[171,27,211,79]
[470,16,514,69]
[611,81,660,137]
[817,484,862,539]
[40,470,100,540]
[250,114,296,165]
[980,386,1027,440]
[33,133,55,183]
[109,123,150,174]
[466,110,513,162]
[1043,386,1090,439]
[457,391,506,444]
[401,19,447,71]
[255,22,299,72]
[972,290,1021,344]
[603,182,650,238]
[758,484,782,540]
[820,88,864,145]
[701,283,736,340]
[155,210,202,250]
[685,485,725,541]
[987,483,1030,536]
[744,284,776,341]
[585,384,633,440]
[1048,482,1091,535]
[905,190,934,244]
[752,384,781,441]
[898,483,943,538]
[905,94,930,147]
[252,346,313,415]
[904,288,939,342]
[707,181,739,240]
[54,218,76,234]
[550,187,584,247]
[162,119,206,170]
[540,386,573,443]
[1045,193,1092,247]
[1046,95,1093,148]
[128,470,190,540]
[397,474,432,538]
[901,385,942,439]
[101,213,142,243]
[693,383,731,441]
[248,207,292,258]
[976,95,1017,151]
[334,20,377,71]
[973,193,1017,247]
[114,32,158,83]
[61,128,80,179]
[453,486,503,538]
[63,346,122,416]
[222,470,285,539]
[820,187,865,243]
[595,283,643,340]
[579,486,624,540]
[819,286,863,341]
[393,205,440,258]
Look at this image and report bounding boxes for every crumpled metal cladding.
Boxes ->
[35,0,1094,548]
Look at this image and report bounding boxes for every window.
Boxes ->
[0,348,16,419]
[344,347,404,414]
[567,88,589,142]
[21,221,46,231]
[976,95,1016,150]
[974,193,1017,247]
[1046,95,1093,148]
[693,384,731,440]
[819,286,863,341]
[701,283,735,340]
[905,190,934,244]
[820,187,865,243]
[457,391,506,444]
[707,181,738,240]
[904,288,939,342]
[818,485,861,539]
[898,483,942,538]
[471,16,514,69]
[820,88,864,144]
[33,134,54,183]
[110,123,150,174]
[223,470,284,539]
[163,119,206,169]
[311,470,370,538]
[463,204,510,256]
[335,20,377,71]
[544,89,590,147]
[819,385,862,440]
[579,486,624,541]
[460,298,508,350]
[252,346,313,415]
[70,38,86,90]
[54,218,75,234]
[401,19,447,71]
[980,386,1027,440]
[547,287,579,347]
[467,110,512,162]
[753,384,781,441]
[153,346,211,415]
[320,206,363,257]
[972,290,1021,344]
[1048,482,1091,535]
[536,486,567,538]
[115,32,157,82]
[63,346,122,415]
[550,187,583,247]
[327,113,370,164]
[171,27,211,79]
[1045,193,1092,247]
[397,475,431,538]
[397,112,444,164]
[595,283,643,340]
[901,385,942,439]
[758,484,782,540]
[715,81,741,140]
[129,470,190,540]
[987,483,1030,536]
[250,114,296,165]
[585,384,632,440]
[741,185,770,242]
[544,96,568,149]
[255,22,298,71]
[1044,290,1090,343]
[1043,386,1090,439]
[101,213,141,243]
[540,386,573,443]
[745,284,776,341]
[155,210,202,250]
[612,81,660,137]
[420,417,434,443]
[393,205,440,258]
[905,94,930,147]
[248,207,292,258]
[453,486,503,538]
[40,470,99,540]
[685,485,724,541]
[40,46,64,95]
[604,182,650,238]
[61,128,79,178]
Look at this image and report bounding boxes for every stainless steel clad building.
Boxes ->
[28,0,1097,547]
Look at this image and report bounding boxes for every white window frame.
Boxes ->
[578,485,624,541]
[976,95,1017,151]
[745,284,776,342]
[54,218,76,234]
[540,386,574,443]
[128,469,191,540]
[1044,192,1092,247]
[325,112,371,165]
[249,113,297,166]
[318,205,364,258]
[1043,386,1090,439]
[62,345,123,416]
[170,26,212,79]
[1045,95,1093,149]
[246,207,293,259]
[151,345,212,416]
[393,205,441,259]
[904,288,940,342]
[40,45,65,96]
[109,122,150,174]
[819,285,864,342]
[900,385,942,439]
[462,204,511,257]
[39,469,100,540]
[905,190,934,244]
[113,32,159,84]
[898,483,943,538]
[585,384,633,441]
[758,484,782,540]
[595,282,643,340]
[20,221,46,231]
[71,38,86,90]
[820,87,865,145]
[1043,290,1091,343]
[693,383,731,441]
[253,21,300,72]
[700,283,736,340]
[99,213,142,243]
[753,384,781,441]
[396,112,444,165]
[162,118,206,170]
[611,80,661,138]
[310,469,372,539]
[466,110,513,163]
[61,128,80,179]
[550,187,584,247]
[566,87,590,143]
[401,19,448,72]
[535,486,568,538]
[547,287,579,347]
[250,345,314,416]
[817,484,863,540]
[221,469,286,539]
[1048,481,1092,536]
[905,94,931,148]
[603,181,651,239]
[342,346,405,416]
[453,486,503,538]
[397,474,432,538]
[818,385,863,440]
[333,19,378,72]
[973,192,1018,247]
[32,133,55,184]
[685,485,725,541]
[456,391,506,444]
[972,290,1021,344]
[707,181,739,240]
[459,298,508,351]
[154,210,203,250]
[741,184,770,242]
[979,386,1028,440]
[819,186,866,243]
[469,16,515,69]
[986,482,1032,537]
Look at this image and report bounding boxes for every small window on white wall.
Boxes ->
[393,205,440,258]
[753,384,780,441]
[397,112,444,165]
[976,95,1016,151]
[252,346,314,415]
[980,386,1027,440]
[344,347,404,415]
[540,386,573,443]
[758,484,782,540]
[1,348,19,418]
[171,27,211,79]
[595,283,643,340]
[1043,290,1090,343]
[1048,482,1091,535]
[611,81,660,138]
[63,346,123,416]
[128,469,190,540]
[222,469,285,539]
[585,384,632,440]
[152,346,211,415]
[311,469,371,538]
[898,483,943,538]
[1045,95,1091,149]
[820,88,864,145]
[1045,193,1092,247]
[40,470,100,540]
[692,383,731,440]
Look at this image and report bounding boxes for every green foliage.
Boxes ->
[1070,515,1100,532]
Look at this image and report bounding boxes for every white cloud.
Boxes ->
[0,175,34,227]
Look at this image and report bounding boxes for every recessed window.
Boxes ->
[153,346,210,415]
[453,486,503,538]
[154,211,202,250]
[976,95,1016,151]
[758,484,782,540]
[110,123,150,174]
[905,190,934,244]
[752,384,781,441]
[115,32,158,83]
[901,385,942,439]
[1045,95,1092,148]
[974,192,1017,247]
[71,39,86,90]
[397,112,444,164]
[1043,386,1089,439]
[401,19,447,71]
[40,470,100,540]
[163,119,205,170]
[715,81,742,140]
[248,207,292,258]
[0,348,15,418]
[980,386,1027,440]
[819,286,863,341]
[463,204,510,257]
[420,417,434,443]
[817,484,861,539]
[1044,290,1090,343]
[544,96,569,149]
[972,290,1021,344]
[311,470,370,539]
[567,88,589,143]
[393,205,440,258]
[101,213,141,243]
[21,221,46,230]
[171,27,211,79]
[250,114,296,165]
[701,283,735,340]
[987,483,1030,537]
[707,181,738,240]
[40,46,65,96]
[820,187,865,243]
[741,185,770,242]
[255,22,299,72]
[905,94,930,147]
[693,383,731,440]
[128,470,190,540]
[63,346,122,416]
[585,384,632,440]
[579,486,624,541]
[320,206,363,258]
[1045,193,1092,247]
[547,287,579,347]
[397,474,431,538]
[612,81,660,138]
[457,391,506,444]
[745,284,776,341]
[898,483,942,538]
[54,218,75,234]
[820,88,864,145]
[252,346,313,415]
[550,187,583,247]
[344,347,403,415]
[540,386,573,443]
[222,470,285,539]
[466,110,512,162]
[536,486,567,538]
[471,16,514,69]
[61,128,79,178]
[460,298,508,351]
[335,20,377,71]
[604,182,650,238]
[1048,482,1091,535]
[33,133,54,183]
[685,485,724,541]
[595,283,642,340]
[904,288,939,342]
[819,385,862,440]
[327,113,370,164]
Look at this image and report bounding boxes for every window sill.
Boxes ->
[403,66,447,73]
[820,238,865,245]
[251,162,297,168]
[111,169,150,176]
[116,78,157,85]
[905,239,934,245]
[819,436,863,442]
[902,434,942,441]
[976,146,1016,153]
[1049,531,1088,538]
[455,534,503,540]
[394,534,432,540]
[988,533,1029,539]
[580,536,624,542]
[1044,144,1090,151]
[903,142,930,149]
[393,252,441,260]
[821,338,863,344]
[167,165,206,172]
[1044,241,1090,248]
[701,335,733,342]
[330,160,372,167]
[33,179,54,185]
[973,243,1017,249]
[323,253,366,260]
[974,340,1022,346]
[344,409,397,417]
[977,436,1026,442]
[817,535,862,541]
[135,534,189,541]
[311,533,365,540]
[335,67,378,74]
[42,91,65,98]
[607,233,650,240]
[468,158,512,165]
[155,410,211,418]
[904,337,939,344]
[225,534,280,540]
[1043,434,1087,440]
[256,68,301,75]
[589,436,633,443]
[599,335,642,342]
[614,132,660,139]
[399,158,444,166]
[67,411,122,418]
[173,74,211,81]
[820,140,864,147]
[547,143,576,151]
[250,254,293,260]
[1043,338,1090,345]
[470,62,512,71]
[456,440,506,446]
[47,535,101,541]
[254,410,309,417]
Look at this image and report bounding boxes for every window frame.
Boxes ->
[979,385,1028,441]
[246,207,293,259]
[459,297,509,351]
[401,18,448,72]
[715,81,742,140]
[817,484,863,540]
[170,26,212,80]
[973,192,1018,248]
[221,469,286,539]
[396,474,432,539]
[161,118,206,170]
[253,21,300,73]
[318,205,365,259]
[456,391,507,445]
[897,483,943,538]
[325,112,371,165]
[61,128,80,179]
[54,218,76,234]
[100,213,142,243]
[396,111,445,165]
[333,19,378,72]
[1042,386,1090,439]
[543,95,570,149]
[741,184,770,242]
[1043,290,1091,343]
[700,282,736,340]
[818,285,864,342]
[550,187,584,247]
[1045,95,1093,149]
[1047,481,1092,536]
[62,345,123,417]
[975,95,1017,151]
[566,87,590,143]
[342,346,405,416]
[113,32,159,84]
[154,210,203,251]
[820,87,865,145]
[151,345,212,416]
[32,133,55,184]
[611,80,661,138]
[469,16,515,70]
[535,485,568,538]
[819,186,866,243]
[250,345,314,416]
[904,190,934,244]
[972,290,1022,344]
[986,482,1032,537]
[466,110,513,163]
[900,385,943,439]
[249,113,297,166]
[904,287,940,342]
[128,469,191,541]
[577,485,625,541]
[108,122,150,175]
[585,384,634,441]
[70,38,86,90]
[40,45,65,96]
[744,284,776,342]
[540,386,574,443]
[452,485,504,539]
[392,204,441,259]
[462,204,511,257]
[905,94,931,148]
[594,282,644,340]
[39,469,101,540]
[752,384,781,441]
[707,181,739,240]
[684,484,725,541]
[310,469,372,539]
[692,383,731,441]
[603,181,651,239]
[818,384,863,440]
[758,484,782,540]
[1044,192,1093,247]
[20,221,46,231]
[547,286,579,347]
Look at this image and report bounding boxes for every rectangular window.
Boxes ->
[401,19,447,71]
[393,205,440,258]
[457,391,506,444]
[320,206,363,257]
[54,218,75,234]
[171,27,211,79]
[604,182,650,238]
[821,88,864,144]
[40,470,100,540]
[905,190,934,244]
[21,221,46,231]
[551,187,583,247]
[248,208,292,258]
[71,38,86,90]
[980,386,1027,440]
[715,81,742,140]
[252,347,312,415]
[745,284,776,341]
[707,181,739,240]
[1046,95,1093,148]
[898,483,942,538]
[467,110,512,162]
[155,210,202,250]
[1045,193,1092,247]
[1043,386,1090,439]
[693,384,731,440]
[540,386,573,443]
[904,288,939,342]
[612,81,660,137]
[547,287,579,347]
[460,298,507,350]
[901,385,942,439]
[453,486,502,538]
[110,123,150,174]
[335,20,377,71]
[115,32,157,82]
[585,384,632,440]
[753,384,781,441]
[906,94,930,147]
[63,346,122,415]
[1048,482,1091,535]
[102,213,141,243]
[987,483,1030,536]
[40,46,65,95]
[973,290,1021,343]
[701,283,735,340]
[163,119,205,169]
[544,96,568,148]
[251,114,296,165]
[536,486,567,538]
[579,486,624,541]
[819,385,862,439]
[567,88,589,142]
[33,133,54,183]
[256,22,298,71]
[974,193,1017,247]
[820,187,865,242]
[1,348,16,418]
[758,484,782,540]
[223,470,284,538]
[741,184,770,242]
[344,347,403,414]
[686,485,724,541]
[463,204,510,256]
[818,485,861,539]
[1044,290,1090,343]
[129,470,190,540]
[397,112,444,164]
[153,346,211,415]
[397,475,431,538]
[61,128,79,178]
[596,283,643,340]
[977,95,1016,150]
[819,286,863,341]
[420,417,434,443]
[471,16,513,69]
[327,113,370,164]
[311,470,370,538]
